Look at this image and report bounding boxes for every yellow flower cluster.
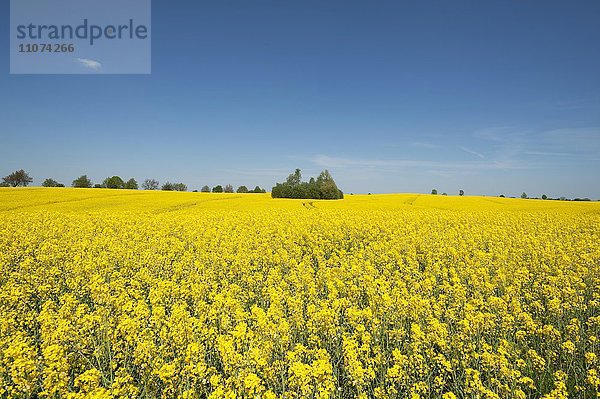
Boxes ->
[1,188,599,398]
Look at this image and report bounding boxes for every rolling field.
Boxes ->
[1,188,599,398]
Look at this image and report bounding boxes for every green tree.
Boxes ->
[431,189,438,195]
[201,185,210,193]
[125,178,138,190]
[42,178,62,187]
[102,176,125,189]
[286,169,302,186]
[521,192,528,199]
[2,169,33,187]
[212,185,223,193]
[272,169,342,199]
[316,170,343,200]
[307,178,320,199]
[161,182,175,191]
[142,179,159,190]
[172,183,187,192]
[542,194,548,200]
[252,186,266,193]
[459,190,465,196]
[271,183,287,197]
[237,186,249,193]
[72,175,93,188]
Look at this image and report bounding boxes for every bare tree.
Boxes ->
[142,179,159,190]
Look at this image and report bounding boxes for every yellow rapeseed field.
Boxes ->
[1,188,599,398]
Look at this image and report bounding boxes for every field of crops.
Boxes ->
[1,188,599,398]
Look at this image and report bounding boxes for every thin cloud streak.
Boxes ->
[474,126,600,163]
[524,151,575,157]
[459,146,485,159]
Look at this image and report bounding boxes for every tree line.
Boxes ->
[516,192,592,201]
[3,168,595,201]
[271,169,344,200]
[0,169,266,193]
[431,189,464,196]
[203,185,266,194]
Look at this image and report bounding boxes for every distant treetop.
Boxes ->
[102,176,125,189]
[2,169,33,187]
[162,182,187,191]
[72,175,93,188]
[125,178,139,190]
[42,178,65,187]
[142,179,159,190]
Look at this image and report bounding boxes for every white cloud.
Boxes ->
[524,151,575,157]
[474,126,600,162]
[76,58,102,70]
[459,146,485,159]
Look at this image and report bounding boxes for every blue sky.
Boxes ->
[1,0,599,197]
